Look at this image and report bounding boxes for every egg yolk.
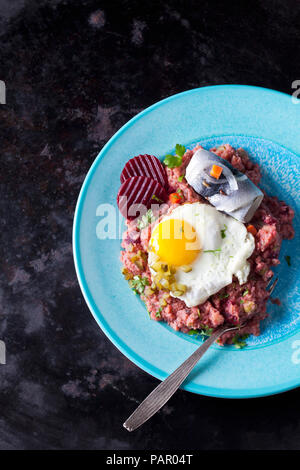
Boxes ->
[149,218,201,266]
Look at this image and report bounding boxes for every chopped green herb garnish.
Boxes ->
[219,292,229,300]
[243,289,249,296]
[155,307,163,318]
[199,326,213,337]
[220,224,227,239]
[178,174,185,182]
[232,334,249,349]
[163,154,182,168]
[137,209,155,230]
[240,299,244,304]
[197,308,201,318]
[203,249,221,255]
[285,255,291,267]
[188,326,213,339]
[188,329,199,337]
[163,143,186,168]
[151,194,163,203]
[175,144,186,157]
[129,275,149,295]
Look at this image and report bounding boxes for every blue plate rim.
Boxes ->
[73,84,300,399]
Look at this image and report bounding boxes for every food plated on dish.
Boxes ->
[74,85,300,397]
[118,143,294,347]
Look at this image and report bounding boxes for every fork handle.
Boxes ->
[123,326,226,432]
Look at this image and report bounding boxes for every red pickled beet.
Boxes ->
[117,176,167,220]
[120,154,168,189]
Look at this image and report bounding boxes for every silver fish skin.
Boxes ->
[185,148,263,223]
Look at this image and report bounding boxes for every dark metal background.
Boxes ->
[0,0,299,450]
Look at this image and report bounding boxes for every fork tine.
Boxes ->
[267,277,278,296]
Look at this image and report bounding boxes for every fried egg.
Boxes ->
[148,202,255,307]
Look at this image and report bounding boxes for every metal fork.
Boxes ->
[123,277,278,432]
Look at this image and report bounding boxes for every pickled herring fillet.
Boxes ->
[185,148,263,223]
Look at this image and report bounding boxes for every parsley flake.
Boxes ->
[219,292,229,300]
[187,329,199,337]
[155,307,163,318]
[129,276,149,295]
[151,194,163,203]
[203,248,221,255]
[163,154,182,168]
[220,224,227,239]
[178,174,185,182]
[188,326,214,339]
[137,209,155,230]
[163,143,186,168]
[232,334,249,349]
[175,143,186,157]
[199,326,213,337]
[285,255,291,267]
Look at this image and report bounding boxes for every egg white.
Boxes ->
[148,202,255,307]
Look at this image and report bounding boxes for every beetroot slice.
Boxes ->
[120,154,168,189]
[117,176,167,220]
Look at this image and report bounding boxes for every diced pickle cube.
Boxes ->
[173,290,184,297]
[180,265,192,273]
[121,267,133,280]
[144,286,154,297]
[176,283,187,293]
[243,300,255,314]
[160,278,170,289]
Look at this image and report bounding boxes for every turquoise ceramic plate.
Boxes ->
[73,85,300,398]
